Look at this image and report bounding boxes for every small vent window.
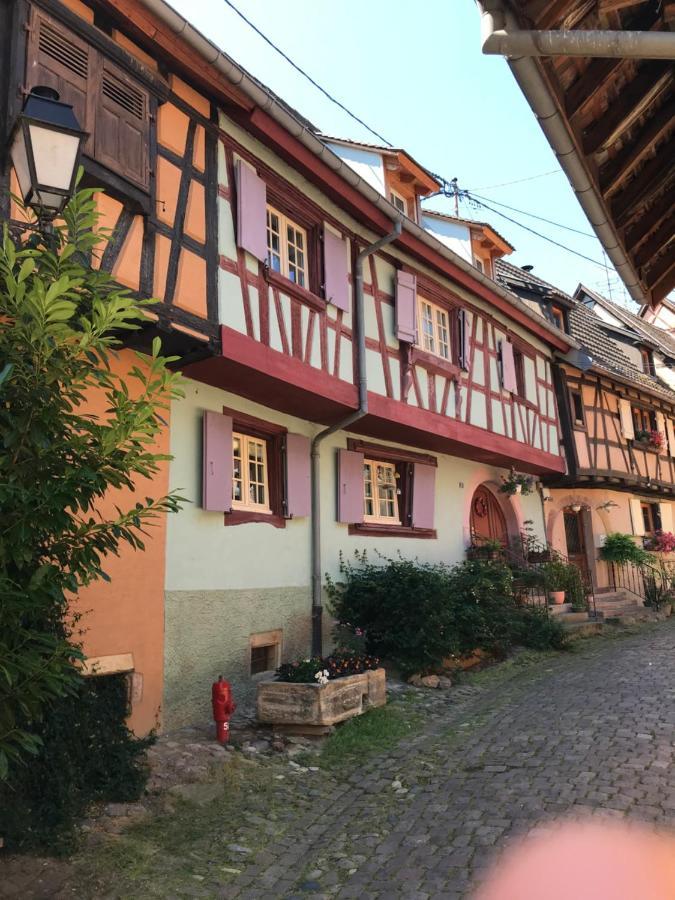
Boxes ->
[102,70,145,120]
[38,21,88,79]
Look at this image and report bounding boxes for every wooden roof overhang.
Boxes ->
[497,1,675,307]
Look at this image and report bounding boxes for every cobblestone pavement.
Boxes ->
[3,623,674,900]
[223,624,675,900]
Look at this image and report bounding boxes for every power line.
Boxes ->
[467,193,596,239]
[466,169,561,191]
[221,0,392,147]
[464,194,609,269]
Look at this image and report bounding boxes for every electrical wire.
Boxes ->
[221,0,393,147]
[466,169,561,191]
[467,193,596,239]
[464,194,609,269]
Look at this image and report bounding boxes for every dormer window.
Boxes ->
[390,190,407,216]
[550,306,566,332]
[474,257,484,275]
[640,348,653,375]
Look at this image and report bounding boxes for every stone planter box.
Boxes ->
[257,668,386,727]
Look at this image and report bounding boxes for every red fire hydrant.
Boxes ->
[211,676,236,743]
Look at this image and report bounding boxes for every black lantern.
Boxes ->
[9,86,87,222]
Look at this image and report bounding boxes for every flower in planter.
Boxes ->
[314,669,330,686]
[652,531,675,553]
[634,429,664,449]
[499,472,536,496]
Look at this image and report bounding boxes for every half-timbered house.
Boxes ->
[2,0,577,731]
[497,260,675,602]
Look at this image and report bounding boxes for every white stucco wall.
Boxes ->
[323,142,386,196]
[421,214,473,264]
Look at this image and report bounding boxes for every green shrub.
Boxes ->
[0,672,152,853]
[600,533,651,565]
[326,553,567,676]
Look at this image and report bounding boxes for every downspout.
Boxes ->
[310,221,402,656]
[475,0,650,307]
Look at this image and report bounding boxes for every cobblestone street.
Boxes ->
[4,623,675,899]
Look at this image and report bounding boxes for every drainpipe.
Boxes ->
[310,221,402,656]
[475,0,648,307]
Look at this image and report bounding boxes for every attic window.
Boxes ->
[474,257,484,274]
[390,190,407,216]
[550,306,566,332]
[640,348,653,375]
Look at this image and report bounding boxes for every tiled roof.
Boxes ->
[577,284,675,359]
[495,261,675,402]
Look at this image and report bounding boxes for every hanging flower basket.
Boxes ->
[499,472,536,497]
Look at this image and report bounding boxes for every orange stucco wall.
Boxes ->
[72,349,170,735]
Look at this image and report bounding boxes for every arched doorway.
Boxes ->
[470,484,508,546]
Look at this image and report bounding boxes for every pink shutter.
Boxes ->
[285,433,311,518]
[395,270,417,343]
[323,227,350,312]
[459,309,471,370]
[337,449,364,523]
[202,411,233,511]
[235,160,267,262]
[412,463,436,529]
[501,340,518,393]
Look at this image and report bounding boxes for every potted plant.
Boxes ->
[467,537,503,560]
[651,531,675,554]
[634,429,664,451]
[256,650,385,729]
[599,532,651,566]
[499,471,536,496]
[541,559,570,605]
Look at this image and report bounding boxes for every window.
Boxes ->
[632,406,656,435]
[266,206,307,286]
[250,630,281,675]
[640,349,653,375]
[363,459,400,524]
[390,190,407,216]
[474,257,484,274]
[514,350,526,399]
[641,502,661,535]
[232,432,271,513]
[550,306,565,332]
[418,298,451,360]
[570,390,585,427]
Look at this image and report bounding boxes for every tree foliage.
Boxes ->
[0,184,184,777]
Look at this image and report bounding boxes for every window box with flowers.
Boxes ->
[633,429,664,452]
[645,531,675,554]
[256,650,386,728]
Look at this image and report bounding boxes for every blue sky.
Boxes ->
[169,0,635,306]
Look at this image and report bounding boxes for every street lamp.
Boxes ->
[9,86,87,225]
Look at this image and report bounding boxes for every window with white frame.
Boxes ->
[363,459,400,524]
[266,205,307,286]
[390,190,407,216]
[418,298,451,360]
[232,432,271,513]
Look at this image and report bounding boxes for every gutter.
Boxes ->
[309,223,402,656]
[134,0,577,351]
[475,0,648,307]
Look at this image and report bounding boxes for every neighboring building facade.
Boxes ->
[497,261,675,595]
[2,0,576,732]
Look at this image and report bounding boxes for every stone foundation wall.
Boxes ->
[164,587,312,730]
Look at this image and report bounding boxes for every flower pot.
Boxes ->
[256,668,386,727]
[550,590,566,605]
[514,483,522,495]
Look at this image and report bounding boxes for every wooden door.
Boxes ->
[470,486,507,546]
[564,509,590,579]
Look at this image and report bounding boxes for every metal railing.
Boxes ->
[608,558,675,609]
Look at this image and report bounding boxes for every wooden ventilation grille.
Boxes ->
[38,21,88,79]
[102,70,145,120]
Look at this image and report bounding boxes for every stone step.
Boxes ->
[549,603,572,616]
[594,602,641,614]
[594,590,629,602]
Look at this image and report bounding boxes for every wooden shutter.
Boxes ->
[629,498,645,536]
[202,411,233,512]
[458,309,471,371]
[395,270,417,343]
[667,418,675,457]
[619,398,635,440]
[285,433,310,518]
[337,449,364,524]
[659,502,674,534]
[95,59,150,190]
[26,10,93,150]
[656,411,666,453]
[411,463,435,529]
[323,227,349,312]
[500,340,518,393]
[235,161,267,262]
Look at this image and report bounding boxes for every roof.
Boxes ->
[422,209,515,253]
[576,284,675,360]
[495,1,674,306]
[495,261,675,403]
[319,135,441,193]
